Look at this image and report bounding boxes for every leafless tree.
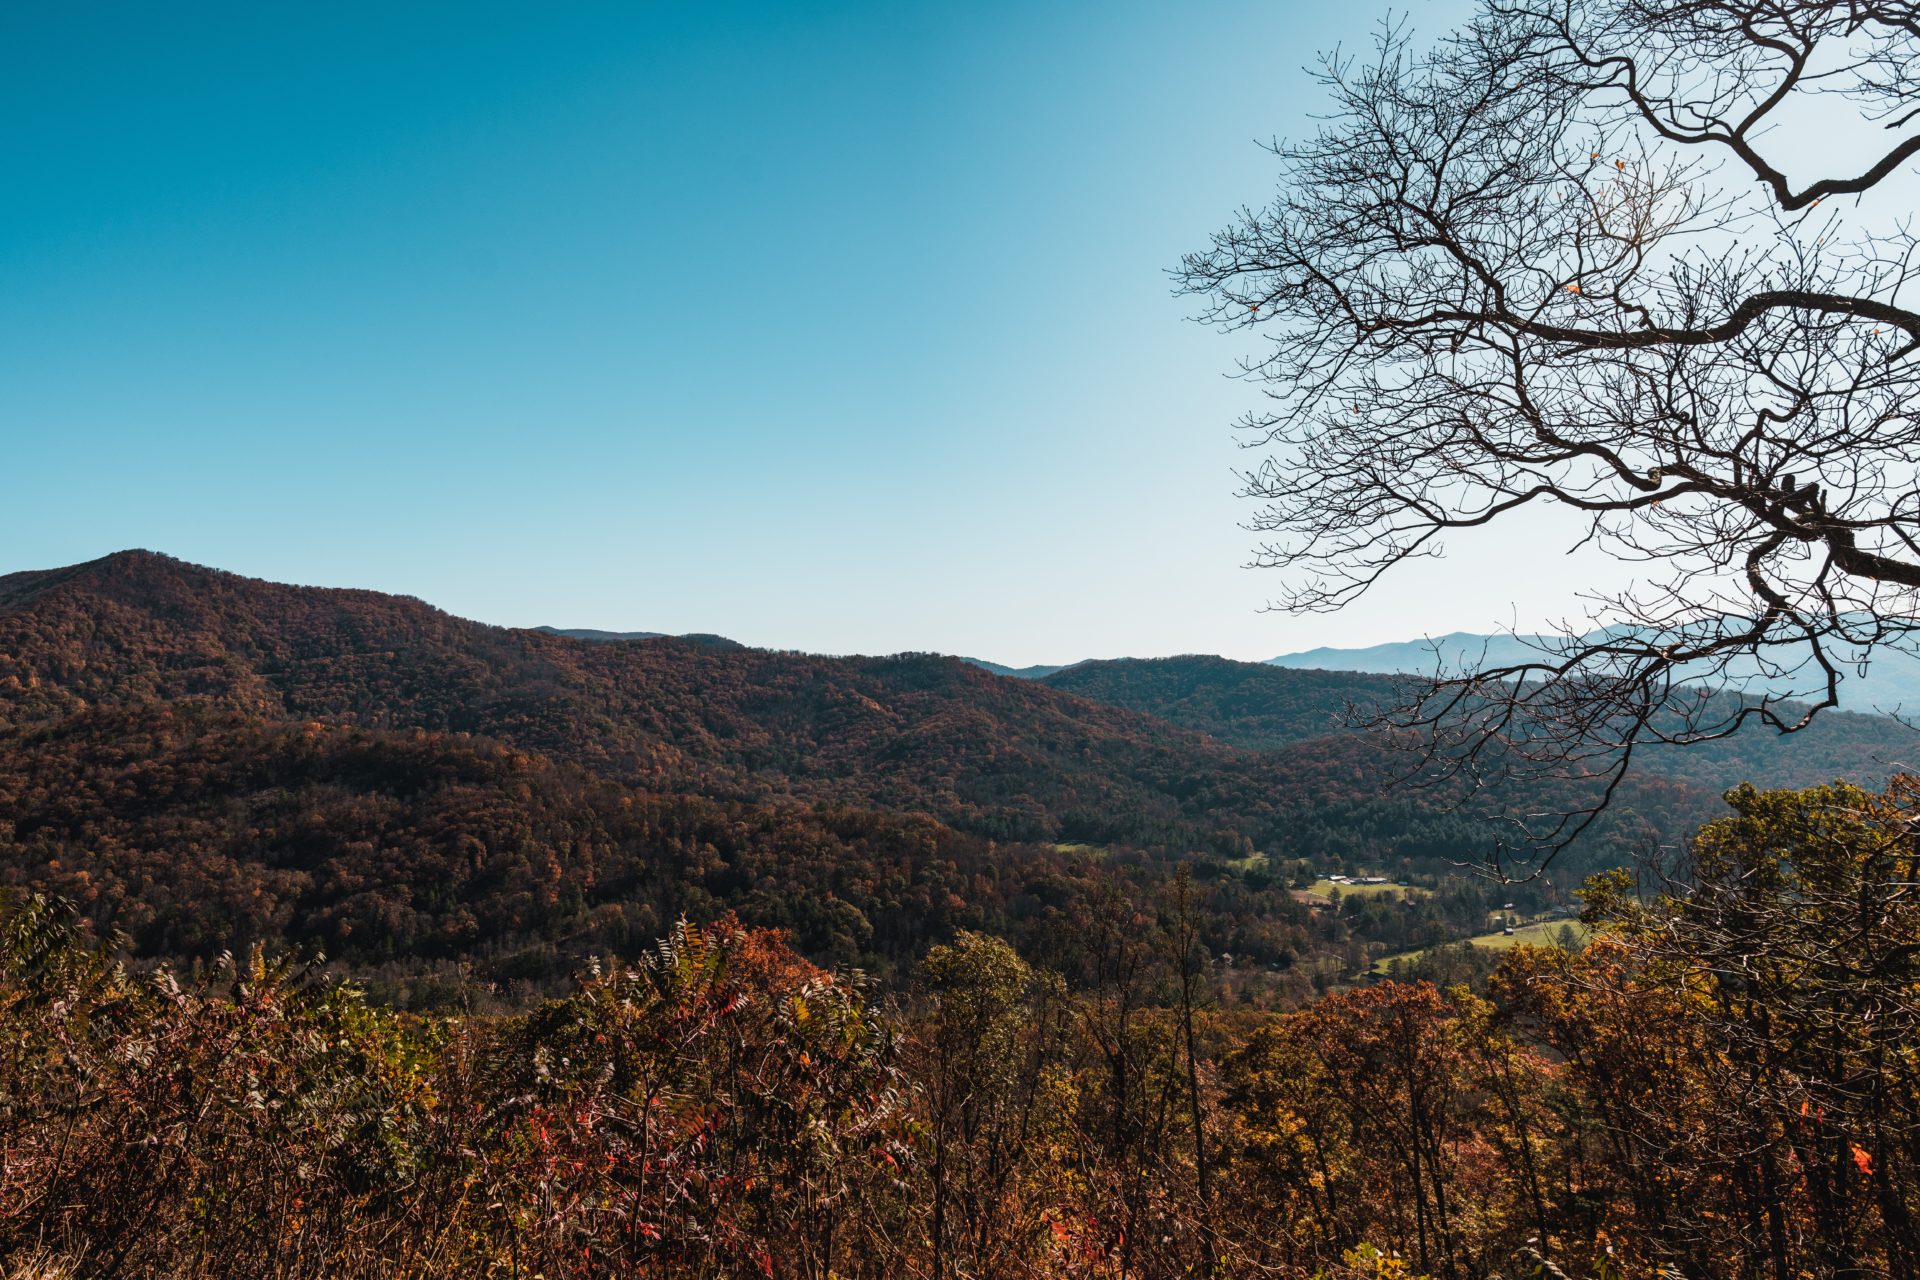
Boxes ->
[1179,0,1920,867]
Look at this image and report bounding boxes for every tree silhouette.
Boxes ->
[1180,0,1920,868]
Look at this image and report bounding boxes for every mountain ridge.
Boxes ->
[1267,629,1920,715]
[8,551,1905,869]
[0,550,1417,856]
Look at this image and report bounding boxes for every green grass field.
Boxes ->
[1371,919,1591,974]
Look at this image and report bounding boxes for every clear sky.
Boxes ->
[3,0,1629,665]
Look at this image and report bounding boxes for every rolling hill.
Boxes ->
[1042,655,1404,749]
[1044,654,1916,795]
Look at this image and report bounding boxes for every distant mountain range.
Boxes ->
[1266,631,1920,717]
[960,658,1069,680]
[928,629,1920,720]
[541,641,1069,681]
[535,625,745,651]
[533,625,665,641]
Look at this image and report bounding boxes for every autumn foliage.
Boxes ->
[7,775,1920,1278]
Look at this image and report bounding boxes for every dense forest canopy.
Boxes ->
[7,773,1920,1277]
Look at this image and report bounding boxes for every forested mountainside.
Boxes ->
[1045,654,1915,794]
[1042,655,1406,748]
[0,551,1709,988]
[0,705,1521,1001]
[0,549,1861,997]
[0,551,1265,845]
[0,550,1680,863]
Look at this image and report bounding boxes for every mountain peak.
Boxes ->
[0,548,195,610]
[95,547,185,568]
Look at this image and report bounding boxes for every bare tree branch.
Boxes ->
[1180,0,1920,873]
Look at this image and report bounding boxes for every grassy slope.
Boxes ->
[1371,920,1593,973]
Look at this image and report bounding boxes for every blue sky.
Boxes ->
[2,0,1618,664]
